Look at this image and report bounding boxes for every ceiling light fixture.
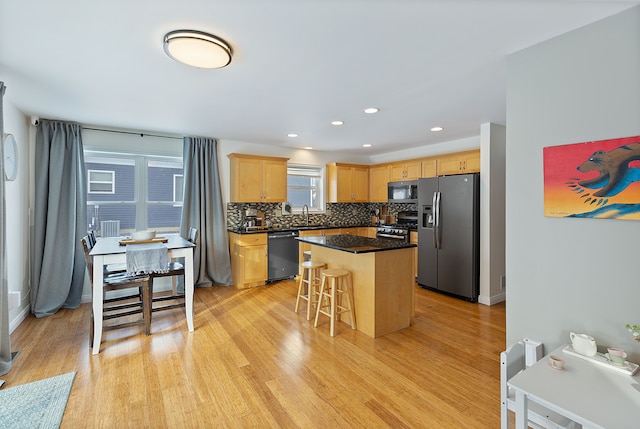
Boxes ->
[331,120,344,126]
[363,107,379,114]
[288,133,299,138]
[163,30,232,69]
[304,146,313,150]
[430,126,444,132]
[362,144,372,148]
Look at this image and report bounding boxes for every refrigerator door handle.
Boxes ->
[434,191,441,249]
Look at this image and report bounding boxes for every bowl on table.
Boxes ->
[131,230,156,241]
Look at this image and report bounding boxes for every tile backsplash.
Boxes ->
[227,202,417,229]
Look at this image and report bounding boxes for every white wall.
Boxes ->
[3,101,31,331]
[506,6,640,360]
[478,123,506,305]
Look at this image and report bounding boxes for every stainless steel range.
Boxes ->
[375,211,417,242]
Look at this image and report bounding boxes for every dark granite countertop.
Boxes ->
[296,234,416,254]
[228,224,375,234]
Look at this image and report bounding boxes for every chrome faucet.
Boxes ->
[302,204,309,226]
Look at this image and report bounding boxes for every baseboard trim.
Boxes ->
[478,292,505,306]
[9,305,30,334]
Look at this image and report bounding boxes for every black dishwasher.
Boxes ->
[267,230,300,282]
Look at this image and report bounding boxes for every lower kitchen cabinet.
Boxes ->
[410,231,418,279]
[229,232,268,288]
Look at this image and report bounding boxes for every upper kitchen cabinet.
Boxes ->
[421,157,437,178]
[389,160,422,181]
[436,150,480,175]
[327,163,369,202]
[369,164,390,202]
[228,153,289,202]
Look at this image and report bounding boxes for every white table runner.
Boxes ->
[126,243,168,275]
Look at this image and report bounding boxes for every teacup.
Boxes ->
[549,355,565,370]
[605,348,627,365]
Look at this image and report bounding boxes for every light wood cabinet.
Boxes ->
[229,232,268,288]
[327,163,369,202]
[369,164,390,202]
[340,227,371,236]
[436,150,480,176]
[410,231,418,279]
[389,160,422,181]
[297,228,344,269]
[322,228,343,236]
[228,153,289,202]
[421,157,437,178]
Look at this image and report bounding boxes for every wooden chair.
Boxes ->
[81,236,152,343]
[149,227,198,312]
[501,341,581,429]
[295,260,326,320]
[314,268,356,337]
[88,230,129,274]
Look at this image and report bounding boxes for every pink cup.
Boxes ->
[549,355,565,370]
[606,348,627,364]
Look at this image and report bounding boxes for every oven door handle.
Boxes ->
[376,233,407,240]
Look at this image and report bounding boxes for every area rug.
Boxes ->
[0,371,76,429]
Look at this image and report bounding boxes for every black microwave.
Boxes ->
[388,180,418,203]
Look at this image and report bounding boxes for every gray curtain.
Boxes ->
[181,136,232,287]
[31,120,87,317]
[0,82,11,376]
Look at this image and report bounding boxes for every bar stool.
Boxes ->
[295,260,326,320]
[314,268,356,336]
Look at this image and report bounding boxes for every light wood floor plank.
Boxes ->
[5,281,505,428]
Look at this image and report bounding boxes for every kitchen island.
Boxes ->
[296,234,416,338]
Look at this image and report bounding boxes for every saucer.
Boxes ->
[607,359,629,368]
[549,363,564,371]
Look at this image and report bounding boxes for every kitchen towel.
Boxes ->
[126,243,169,275]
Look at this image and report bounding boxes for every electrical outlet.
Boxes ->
[9,291,20,309]
[326,209,332,216]
[500,275,506,290]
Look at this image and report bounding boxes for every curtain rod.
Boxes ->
[83,126,182,141]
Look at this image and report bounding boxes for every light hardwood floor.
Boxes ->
[6,281,506,428]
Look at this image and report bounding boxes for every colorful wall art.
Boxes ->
[543,136,640,220]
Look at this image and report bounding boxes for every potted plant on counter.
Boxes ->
[626,323,640,341]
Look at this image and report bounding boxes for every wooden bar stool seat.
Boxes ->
[314,268,356,336]
[295,260,326,320]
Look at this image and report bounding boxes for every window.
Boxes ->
[287,164,324,212]
[85,151,183,236]
[173,174,184,205]
[88,169,115,194]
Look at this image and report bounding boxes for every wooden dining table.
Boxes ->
[89,234,196,354]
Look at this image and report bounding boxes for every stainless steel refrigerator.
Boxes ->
[417,174,479,302]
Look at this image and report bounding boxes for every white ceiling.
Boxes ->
[1,0,638,155]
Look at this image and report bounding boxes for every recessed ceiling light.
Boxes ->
[331,120,344,126]
[362,144,372,148]
[287,133,298,138]
[363,107,379,114]
[304,146,313,150]
[163,30,232,69]
[430,126,444,132]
